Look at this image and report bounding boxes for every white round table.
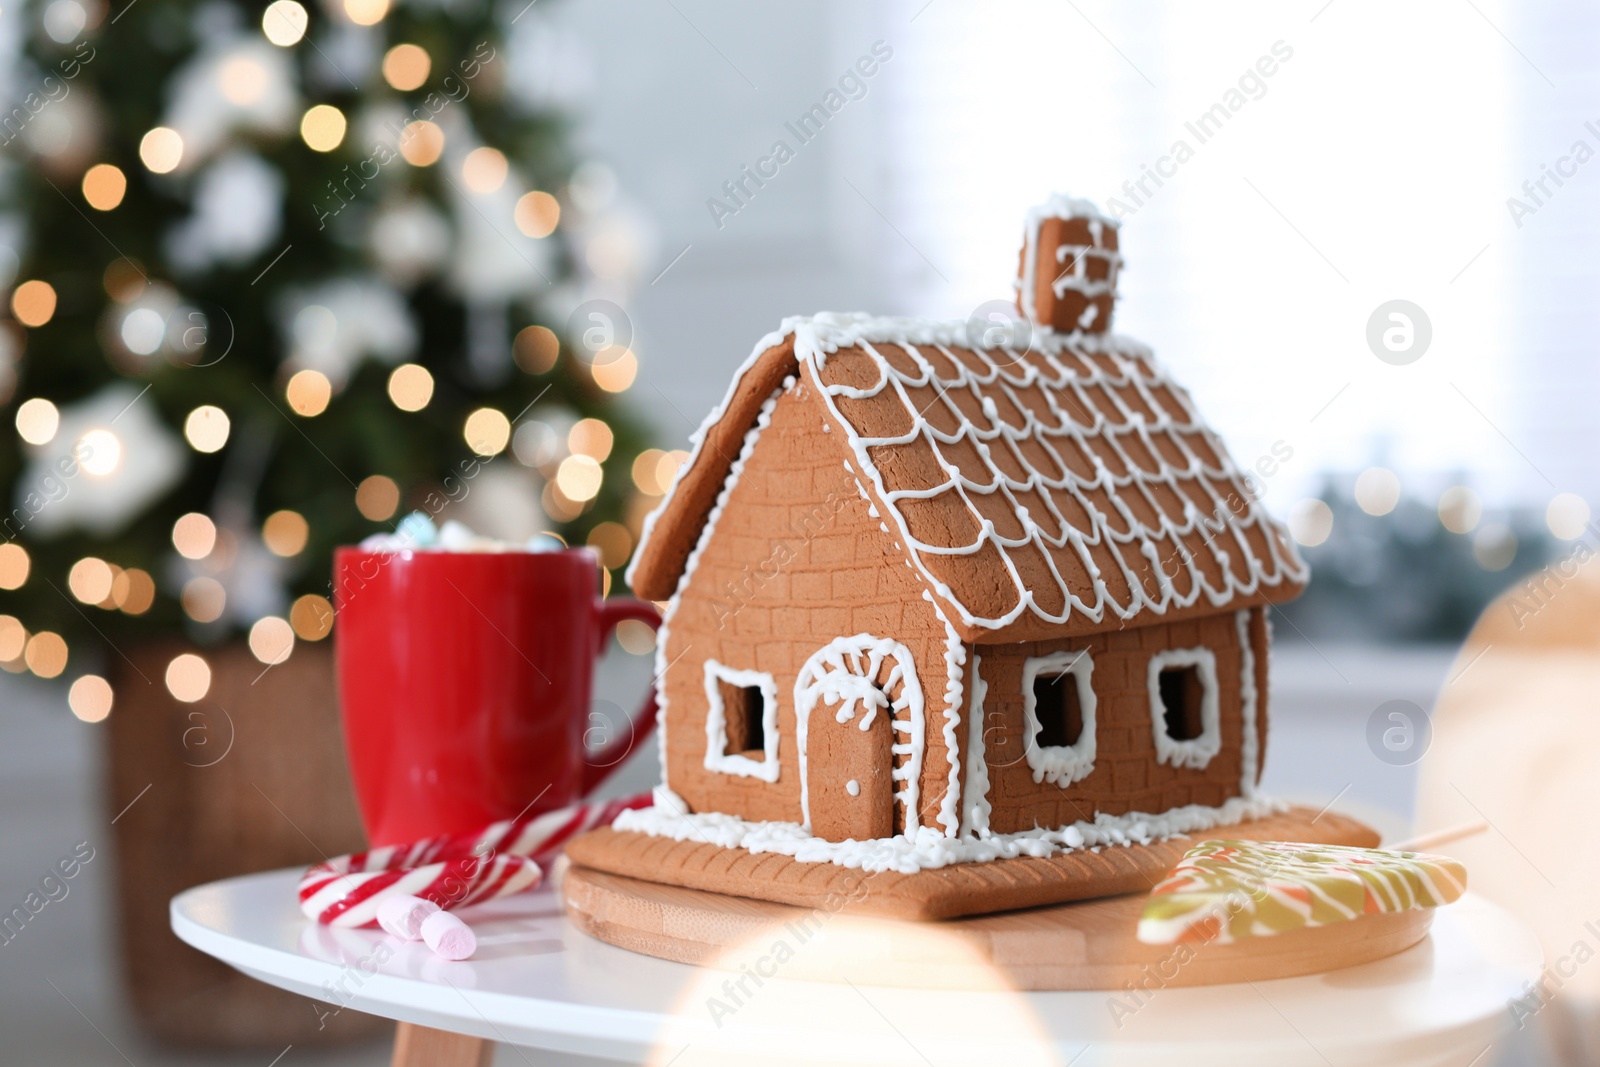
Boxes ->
[172,868,1541,1067]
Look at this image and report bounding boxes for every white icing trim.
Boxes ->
[702,661,780,782]
[1020,649,1098,787]
[1236,609,1259,797]
[1016,193,1123,330]
[931,605,966,838]
[795,635,924,834]
[646,380,792,794]
[613,792,1287,875]
[958,652,992,839]
[1147,646,1222,770]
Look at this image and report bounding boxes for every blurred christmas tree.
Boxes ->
[0,0,662,710]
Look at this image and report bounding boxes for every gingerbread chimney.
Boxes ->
[1015,195,1122,335]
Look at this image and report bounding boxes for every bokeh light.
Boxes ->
[513,325,558,374]
[69,675,114,722]
[184,405,230,453]
[569,418,614,462]
[462,147,508,194]
[261,0,308,45]
[464,408,511,456]
[0,616,24,662]
[592,348,638,393]
[12,281,58,327]
[1289,499,1333,547]
[355,475,400,520]
[139,127,184,174]
[514,191,560,238]
[556,455,603,502]
[1546,492,1591,541]
[286,369,332,416]
[382,43,430,90]
[300,105,347,152]
[114,568,156,614]
[387,363,434,411]
[68,557,114,604]
[1353,466,1400,517]
[1437,486,1482,535]
[165,653,211,702]
[26,632,68,678]
[632,448,666,494]
[182,576,226,622]
[586,521,632,568]
[399,121,444,166]
[263,510,309,557]
[78,429,122,476]
[343,0,388,25]
[82,164,127,210]
[173,512,218,559]
[0,544,30,590]
[655,450,689,493]
[249,616,295,665]
[290,594,334,640]
[15,398,59,444]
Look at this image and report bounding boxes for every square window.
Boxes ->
[703,661,780,782]
[1146,648,1221,770]
[1019,650,1097,787]
[1158,665,1205,741]
[719,679,766,756]
[1032,672,1084,748]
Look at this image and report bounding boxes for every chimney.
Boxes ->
[1015,195,1122,335]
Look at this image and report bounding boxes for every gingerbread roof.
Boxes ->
[628,312,1308,644]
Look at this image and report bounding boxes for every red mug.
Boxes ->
[333,546,659,847]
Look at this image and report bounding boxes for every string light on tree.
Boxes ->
[568,418,613,461]
[139,127,184,174]
[343,0,388,25]
[300,105,347,152]
[82,164,126,211]
[0,544,29,589]
[556,454,602,502]
[184,405,230,453]
[386,363,433,411]
[25,631,68,678]
[68,675,114,722]
[399,122,443,166]
[182,576,226,622]
[382,44,430,90]
[290,594,334,640]
[591,347,637,393]
[464,408,511,456]
[76,429,121,476]
[248,615,294,665]
[173,512,218,559]
[514,192,559,238]
[262,510,309,556]
[165,653,211,702]
[113,568,156,614]
[462,147,508,194]
[68,557,115,604]
[355,475,399,520]
[11,281,57,327]
[632,448,665,495]
[286,369,332,416]
[261,0,308,46]
[513,325,558,374]
[15,398,59,444]
[0,616,24,664]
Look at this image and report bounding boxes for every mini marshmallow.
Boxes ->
[420,910,477,961]
[376,894,440,941]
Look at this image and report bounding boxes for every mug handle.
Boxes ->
[580,598,663,796]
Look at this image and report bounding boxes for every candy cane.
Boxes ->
[298,794,649,927]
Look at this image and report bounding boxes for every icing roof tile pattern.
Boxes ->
[631,313,1308,639]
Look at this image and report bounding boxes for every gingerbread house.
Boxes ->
[620,196,1309,871]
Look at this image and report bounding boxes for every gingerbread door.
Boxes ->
[795,637,924,842]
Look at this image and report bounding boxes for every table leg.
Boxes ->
[391,1021,494,1067]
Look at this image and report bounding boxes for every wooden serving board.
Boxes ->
[563,806,1380,920]
[561,862,1435,991]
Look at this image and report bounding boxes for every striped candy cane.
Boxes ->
[298,794,649,927]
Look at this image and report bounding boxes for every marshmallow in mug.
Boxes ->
[360,514,567,554]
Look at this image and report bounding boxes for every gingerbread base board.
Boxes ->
[562,806,1379,921]
[560,862,1433,991]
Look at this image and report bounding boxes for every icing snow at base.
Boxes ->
[615,786,1288,875]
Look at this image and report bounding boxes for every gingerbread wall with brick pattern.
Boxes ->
[659,374,964,833]
[970,606,1270,834]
